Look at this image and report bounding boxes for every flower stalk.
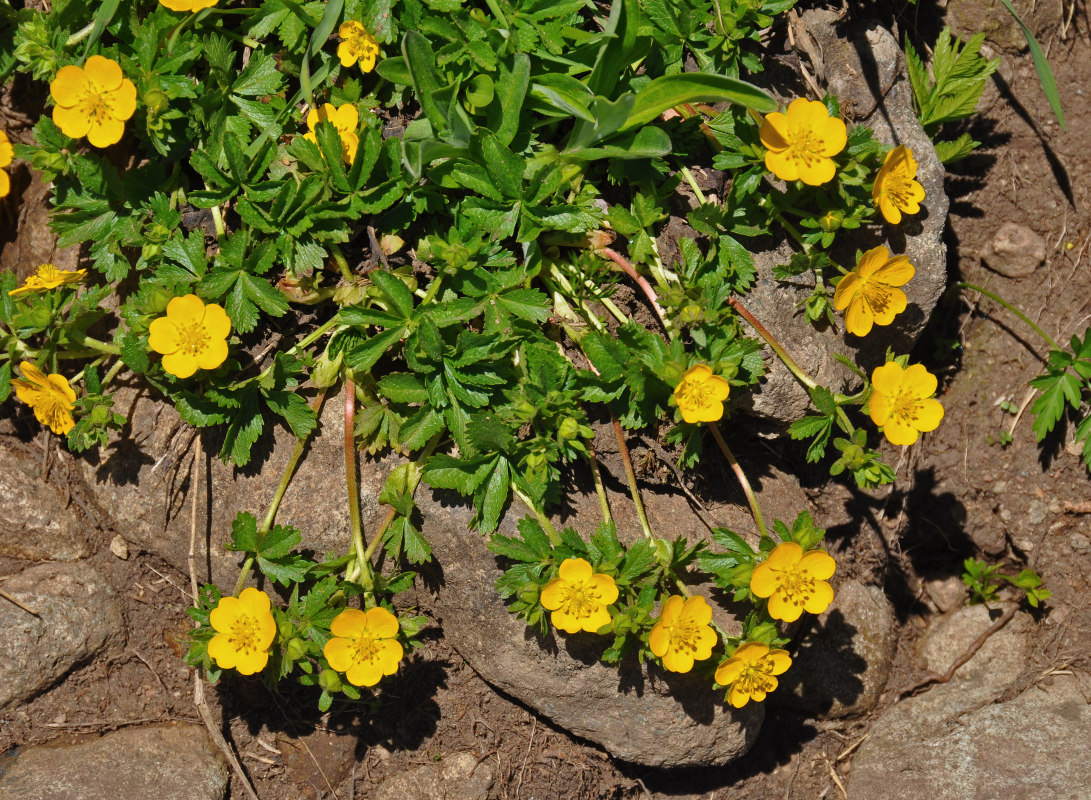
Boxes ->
[707,422,768,540]
[611,410,654,540]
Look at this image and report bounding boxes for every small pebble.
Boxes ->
[984,222,1045,278]
[110,535,130,560]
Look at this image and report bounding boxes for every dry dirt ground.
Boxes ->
[2,4,1091,800]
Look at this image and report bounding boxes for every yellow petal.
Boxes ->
[18,360,49,387]
[796,154,836,186]
[832,272,859,311]
[539,577,565,611]
[766,649,792,675]
[855,246,890,279]
[727,683,752,708]
[844,296,874,337]
[648,622,671,658]
[209,595,243,634]
[148,317,181,355]
[758,112,791,151]
[870,362,906,395]
[557,557,593,583]
[331,607,368,638]
[764,148,800,182]
[161,350,199,379]
[580,605,612,633]
[346,657,384,687]
[104,79,138,123]
[589,573,618,604]
[766,542,803,571]
[50,65,90,107]
[0,169,9,198]
[874,255,915,287]
[657,594,684,627]
[323,636,355,672]
[767,590,804,622]
[160,0,196,10]
[803,580,835,615]
[339,20,363,38]
[199,302,231,341]
[902,363,938,398]
[84,55,124,93]
[882,417,920,447]
[53,104,92,140]
[333,104,359,132]
[338,41,357,67]
[45,372,77,405]
[377,638,403,675]
[166,293,207,326]
[207,632,238,669]
[868,388,892,427]
[878,193,902,225]
[681,595,712,626]
[232,648,269,676]
[913,397,945,432]
[88,116,125,148]
[550,608,583,634]
[867,285,907,327]
[694,625,717,660]
[715,659,744,686]
[45,407,76,435]
[661,648,694,673]
[749,561,778,599]
[364,606,400,638]
[195,336,228,371]
[799,550,836,581]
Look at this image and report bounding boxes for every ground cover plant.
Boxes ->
[2,0,1067,739]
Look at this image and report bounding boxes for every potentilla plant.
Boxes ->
[0,0,951,710]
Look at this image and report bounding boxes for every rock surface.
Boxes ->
[0,449,90,562]
[77,386,389,591]
[844,604,1091,800]
[984,221,1046,277]
[419,467,811,767]
[735,10,948,422]
[0,724,229,800]
[374,751,496,800]
[773,579,895,718]
[0,562,124,708]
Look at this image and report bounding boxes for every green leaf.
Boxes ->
[421,453,495,495]
[1030,370,1082,441]
[622,73,777,131]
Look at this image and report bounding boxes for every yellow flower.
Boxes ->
[750,542,836,623]
[12,361,77,436]
[337,21,380,72]
[208,587,277,676]
[832,246,915,337]
[868,361,944,446]
[760,98,847,186]
[148,294,231,379]
[159,0,219,12]
[714,642,792,708]
[648,595,718,673]
[540,557,618,634]
[873,145,925,225]
[8,263,88,297]
[673,364,731,424]
[0,130,13,199]
[303,103,360,164]
[50,55,137,149]
[323,606,404,687]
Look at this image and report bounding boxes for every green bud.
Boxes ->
[558,416,580,441]
[517,584,540,605]
[286,638,308,662]
[91,404,111,425]
[143,88,168,116]
[319,668,343,693]
[819,210,843,232]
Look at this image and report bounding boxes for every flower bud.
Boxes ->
[319,668,343,693]
[558,416,580,441]
[819,210,843,232]
[286,638,308,662]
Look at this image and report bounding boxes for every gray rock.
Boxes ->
[419,467,811,767]
[0,562,124,708]
[923,575,968,613]
[374,751,496,800]
[773,580,895,719]
[0,446,90,562]
[984,222,1046,277]
[848,606,1091,800]
[0,723,229,800]
[734,11,948,422]
[947,0,1064,54]
[77,386,387,591]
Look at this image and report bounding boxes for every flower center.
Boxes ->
[773,563,817,608]
[888,386,925,424]
[861,276,894,314]
[677,379,715,412]
[558,580,603,620]
[228,612,263,655]
[882,173,916,208]
[736,659,778,696]
[348,632,381,666]
[787,123,828,166]
[176,321,211,356]
[79,90,114,124]
[665,618,703,655]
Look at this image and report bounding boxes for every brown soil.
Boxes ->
[2,6,1091,800]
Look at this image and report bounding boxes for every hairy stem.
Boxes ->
[513,486,561,546]
[727,296,816,391]
[586,446,612,525]
[953,281,1060,351]
[344,379,373,588]
[611,410,653,540]
[601,248,670,335]
[708,423,768,540]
